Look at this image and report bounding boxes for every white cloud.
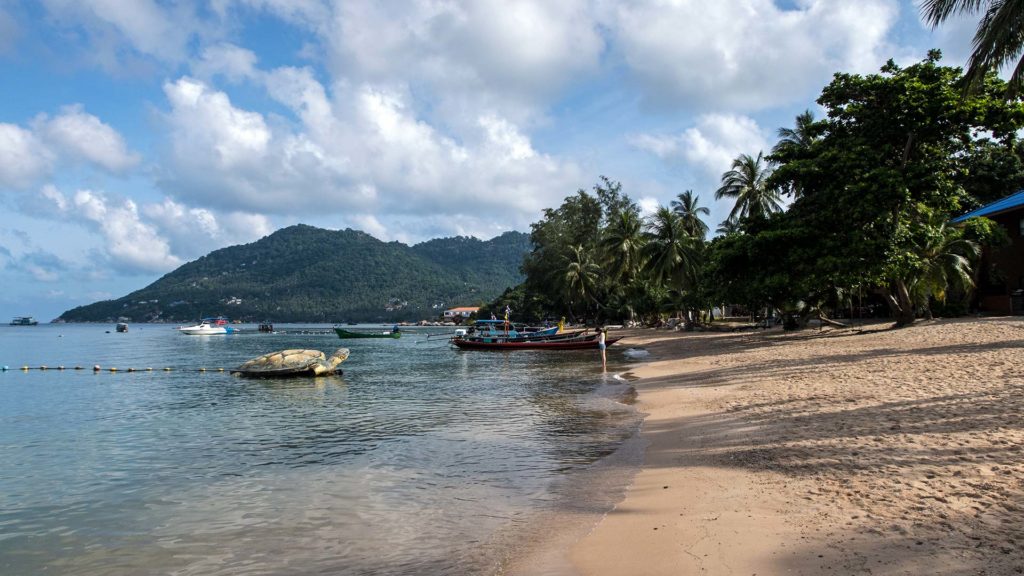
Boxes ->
[0,124,54,189]
[142,197,272,258]
[159,74,583,238]
[39,0,201,67]
[68,188,182,273]
[35,105,140,173]
[0,107,139,190]
[324,0,604,126]
[632,114,770,177]
[192,43,260,83]
[606,0,899,111]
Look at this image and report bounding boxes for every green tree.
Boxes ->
[768,52,1024,326]
[715,217,742,236]
[770,109,822,198]
[909,209,981,319]
[643,207,699,322]
[563,244,602,323]
[600,207,647,322]
[715,152,783,224]
[670,190,710,239]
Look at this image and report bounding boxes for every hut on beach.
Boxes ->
[953,190,1024,315]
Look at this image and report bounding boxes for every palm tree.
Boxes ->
[716,217,742,236]
[922,0,1024,94]
[600,209,646,322]
[715,152,783,223]
[670,190,710,239]
[643,207,698,322]
[564,244,601,322]
[772,109,818,157]
[771,110,819,198]
[909,215,981,319]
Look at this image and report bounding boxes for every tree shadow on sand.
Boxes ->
[629,325,1024,574]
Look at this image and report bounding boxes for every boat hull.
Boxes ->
[451,335,621,350]
[179,324,236,335]
[334,328,402,339]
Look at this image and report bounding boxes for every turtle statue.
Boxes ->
[231,348,350,378]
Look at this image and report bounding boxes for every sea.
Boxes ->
[0,323,643,575]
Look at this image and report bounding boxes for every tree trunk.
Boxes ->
[890,280,916,327]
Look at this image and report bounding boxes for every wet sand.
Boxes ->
[568,317,1024,575]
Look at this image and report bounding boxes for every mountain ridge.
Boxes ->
[58,225,531,323]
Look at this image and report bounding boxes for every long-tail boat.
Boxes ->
[451,330,620,350]
[334,327,402,339]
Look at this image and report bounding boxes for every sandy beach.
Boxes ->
[568,317,1024,575]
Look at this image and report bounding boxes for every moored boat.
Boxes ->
[115,323,128,333]
[334,327,402,339]
[451,331,621,350]
[179,317,237,335]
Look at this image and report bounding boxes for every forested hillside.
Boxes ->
[58,225,530,322]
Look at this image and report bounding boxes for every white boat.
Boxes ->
[178,318,236,335]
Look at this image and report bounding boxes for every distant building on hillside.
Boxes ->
[953,190,1024,315]
[443,306,479,319]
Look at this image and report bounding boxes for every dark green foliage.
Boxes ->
[763,53,1024,325]
[58,225,531,323]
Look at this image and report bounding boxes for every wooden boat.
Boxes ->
[465,319,563,339]
[451,332,621,350]
[334,327,402,339]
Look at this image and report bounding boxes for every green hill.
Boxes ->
[58,225,531,323]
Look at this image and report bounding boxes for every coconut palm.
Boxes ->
[715,152,783,222]
[600,209,647,321]
[563,244,602,322]
[771,110,819,198]
[716,217,742,236]
[772,109,818,157]
[921,0,1024,94]
[642,207,700,325]
[909,213,981,319]
[670,190,710,239]
[600,209,646,282]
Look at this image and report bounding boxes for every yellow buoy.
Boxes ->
[145,367,153,371]
[198,367,206,372]
[217,368,224,372]
[163,367,171,371]
[109,367,118,372]
[21,366,29,371]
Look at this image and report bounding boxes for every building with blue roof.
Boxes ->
[954,190,1024,315]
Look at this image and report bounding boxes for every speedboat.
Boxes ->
[178,318,236,335]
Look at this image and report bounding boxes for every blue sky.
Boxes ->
[0,0,978,321]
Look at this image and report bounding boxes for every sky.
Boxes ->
[0,0,979,322]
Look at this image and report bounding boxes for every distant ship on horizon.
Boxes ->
[10,316,39,326]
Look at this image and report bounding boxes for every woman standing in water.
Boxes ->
[598,327,607,371]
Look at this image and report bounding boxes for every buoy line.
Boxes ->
[2,365,229,373]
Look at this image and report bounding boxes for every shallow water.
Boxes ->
[0,323,639,575]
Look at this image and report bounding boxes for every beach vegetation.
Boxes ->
[493,52,1024,329]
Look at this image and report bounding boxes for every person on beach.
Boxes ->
[598,326,607,370]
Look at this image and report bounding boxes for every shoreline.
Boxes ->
[564,317,1023,575]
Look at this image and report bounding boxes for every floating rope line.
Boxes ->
[2,365,229,373]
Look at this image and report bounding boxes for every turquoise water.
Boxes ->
[0,324,639,575]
